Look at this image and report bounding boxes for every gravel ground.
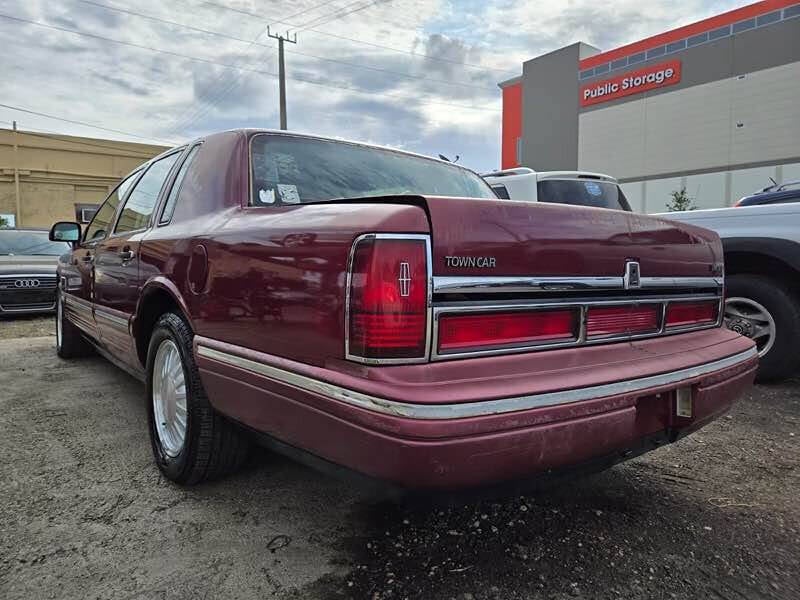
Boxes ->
[1,334,798,600]
[0,315,53,340]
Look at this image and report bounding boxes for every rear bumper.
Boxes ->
[195,330,757,490]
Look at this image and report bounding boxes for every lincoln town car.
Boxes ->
[49,130,757,489]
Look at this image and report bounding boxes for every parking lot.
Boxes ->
[0,322,798,600]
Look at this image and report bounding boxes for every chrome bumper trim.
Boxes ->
[196,345,757,420]
[432,275,723,295]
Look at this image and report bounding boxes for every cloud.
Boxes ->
[0,0,749,171]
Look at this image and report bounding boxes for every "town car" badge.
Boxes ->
[445,256,497,268]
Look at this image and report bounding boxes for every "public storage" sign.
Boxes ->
[580,60,682,107]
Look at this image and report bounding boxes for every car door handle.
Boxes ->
[119,249,135,262]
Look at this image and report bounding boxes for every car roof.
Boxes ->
[738,187,800,205]
[536,171,617,183]
[481,169,618,183]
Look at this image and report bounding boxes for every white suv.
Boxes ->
[482,167,631,211]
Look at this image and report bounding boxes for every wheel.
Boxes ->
[55,289,93,358]
[146,312,250,484]
[724,274,800,382]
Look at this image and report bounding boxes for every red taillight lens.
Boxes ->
[665,301,719,328]
[586,305,659,338]
[438,310,577,353]
[347,237,428,360]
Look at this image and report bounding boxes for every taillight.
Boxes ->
[438,310,577,353]
[586,305,659,338]
[665,301,719,328]
[346,235,430,362]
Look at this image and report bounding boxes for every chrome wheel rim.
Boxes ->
[724,297,776,358]
[152,339,188,457]
[56,292,63,350]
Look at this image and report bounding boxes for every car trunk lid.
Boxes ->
[423,197,721,278]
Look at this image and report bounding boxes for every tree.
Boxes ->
[666,187,697,212]
[0,215,8,228]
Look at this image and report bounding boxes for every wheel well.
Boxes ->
[725,251,800,295]
[135,289,186,367]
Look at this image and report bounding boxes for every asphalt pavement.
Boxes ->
[0,329,798,600]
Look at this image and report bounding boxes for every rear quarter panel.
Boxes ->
[194,203,429,366]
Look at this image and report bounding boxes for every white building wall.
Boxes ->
[578,61,800,211]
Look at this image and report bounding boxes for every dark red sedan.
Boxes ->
[49,130,757,490]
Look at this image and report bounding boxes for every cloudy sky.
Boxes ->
[1,0,749,172]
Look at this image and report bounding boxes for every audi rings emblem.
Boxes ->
[14,279,41,288]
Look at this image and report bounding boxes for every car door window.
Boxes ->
[83,172,139,243]
[114,152,181,234]
[160,144,200,225]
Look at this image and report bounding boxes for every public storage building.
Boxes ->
[499,0,800,212]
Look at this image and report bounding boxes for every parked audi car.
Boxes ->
[50,130,756,490]
[0,228,70,316]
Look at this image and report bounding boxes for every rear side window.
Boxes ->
[83,172,139,243]
[491,185,510,199]
[115,152,181,234]
[160,144,201,224]
[537,179,632,211]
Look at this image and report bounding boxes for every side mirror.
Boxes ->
[50,221,81,243]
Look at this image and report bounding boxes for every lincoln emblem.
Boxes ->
[624,260,641,289]
[398,262,411,297]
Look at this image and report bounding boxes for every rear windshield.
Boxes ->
[250,134,496,206]
[0,230,71,256]
[537,179,632,211]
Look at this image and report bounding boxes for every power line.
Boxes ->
[164,0,396,132]
[75,0,494,92]
[161,0,341,136]
[0,12,500,113]
[289,0,385,32]
[0,102,177,144]
[195,0,518,76]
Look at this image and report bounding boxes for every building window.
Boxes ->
[594,63,610,75]
[0,213,15,228]
[579,68,594,79]
[75,203,100,224]
[628,52,646,65]
[732,18,756,33]
[785,5,800,19]
[611,57,627,70]
[687,32,708,47]
[708,25,730,40]
[646,46,666,59]
[666,40,686,53]
[756,10,781,26]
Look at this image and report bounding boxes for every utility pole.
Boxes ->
[12,120,21,227]
[267,27,297,130]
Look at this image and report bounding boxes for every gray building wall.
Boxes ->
[520,43,598,171]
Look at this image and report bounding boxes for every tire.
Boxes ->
[55,289,93,359]
[724,274,800,382]
[146,312,250,484]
